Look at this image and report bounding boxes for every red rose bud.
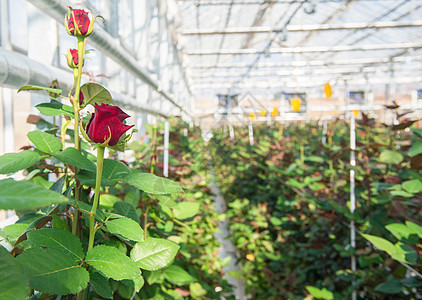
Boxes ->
[72,90,84,106]
[86,104,134,146]
[65,8,94,37]
[66,49,79,68]
[78,91,84,106]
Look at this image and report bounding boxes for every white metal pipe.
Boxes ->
[27,0,188,114]
[350,112,357,300]
[163,121,169,178]
[181,20,422,35]
[0,47,169,117]
[185,42,422,55]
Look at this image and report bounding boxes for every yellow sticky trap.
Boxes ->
[259,109,267,116]
[353,110,359,117]
[291,98,301,112]
[333,110,338,115]
[249,112,255,121]
[324,83,332,99]
[246,254,255,261]
[271,107,278,116]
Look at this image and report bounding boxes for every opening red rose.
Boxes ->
[86,104,134,146]
[67,9,91,36]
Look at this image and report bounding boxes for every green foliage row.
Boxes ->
[208,113,422,299]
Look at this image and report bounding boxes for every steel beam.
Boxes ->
[185,42,422,55]
[28,0,188,114]
[181,20,422,35]
[0,47,169,117]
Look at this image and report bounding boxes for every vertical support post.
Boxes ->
[350,112,357,300]
[322,120,327,145]
[2,89,14,154]
[163,120,169,178]
[248,122,254,146]
[229,123,234,140]
[0,0,14,155]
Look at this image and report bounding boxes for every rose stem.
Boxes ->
[88,146,105,251]
[71,37,86,236]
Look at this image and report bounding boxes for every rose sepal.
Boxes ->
[108,129,137,152]
[79,119,92,144]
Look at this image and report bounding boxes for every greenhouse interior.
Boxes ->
[1,0,422,299]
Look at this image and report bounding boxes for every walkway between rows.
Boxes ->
[210,173,247,300]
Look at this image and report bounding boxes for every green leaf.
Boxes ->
[362,233,405,262]
[304,156,324,163]
[0,247,29,300]
[0,151,40,174]
[386,223,416,241]
[269,217,282,226]
[105,218,144,242]
[86,245,142,281]
[395,242,417,264]
[27,131,62,153]
[163,265,197,286]
[14,215,53,246]
[16,247,89,295]
[49,175,66,193]
[405,221,422,238]
[52,147,96,171]
[78,159,131,186]
[80,82,113,106]
[113,201,139,223]
[173,202,200,220]
[89,270,113,299]
[100,194,122,209]
[402,179,422,193]
[190,282,207,299]
[18,85,62,96]
[154,194,177,208]
[305,286,333,300]
[130,237,180,271]
[1,223,28,243]
[390,190,414,198]
[0,179,67,210]
[125,172,183,194]
[375,280,403,294]
[35,100,74,118]
[408,140,422,157]
[27,228,84,262]
[379,150,403,164]
[124,189,140,208]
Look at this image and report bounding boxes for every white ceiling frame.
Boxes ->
[185,42,422,55]
[178,0,384,5]
[181,20,422,35]
[189,56,422,69]
[190,65,422,78]
[191,75,422,89]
